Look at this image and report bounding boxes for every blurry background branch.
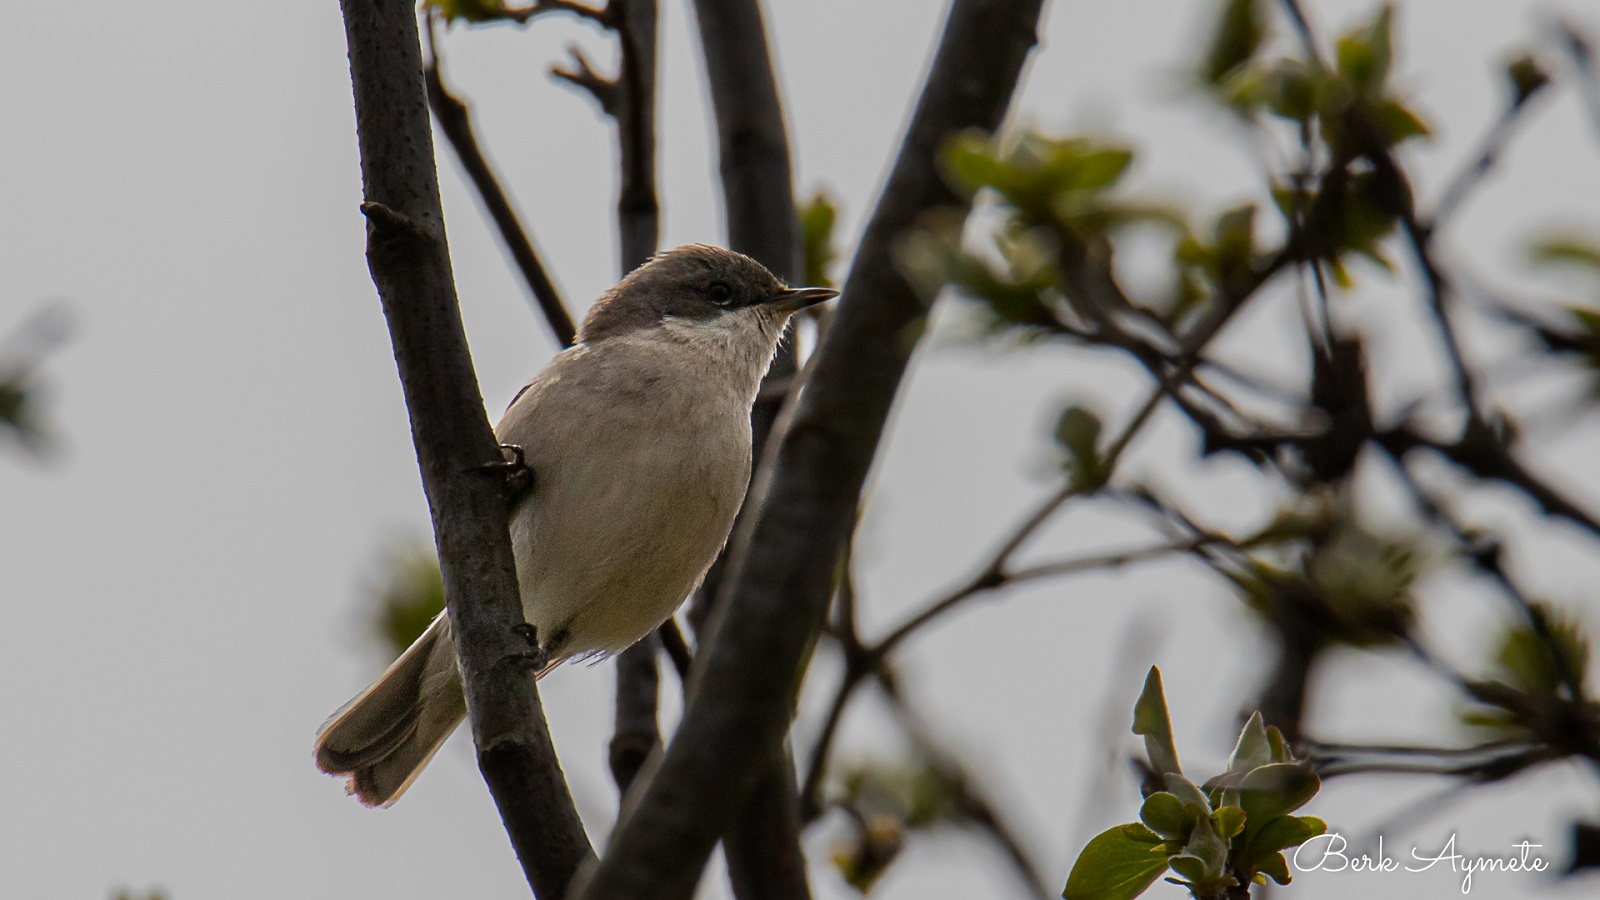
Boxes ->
[0,301,71,460]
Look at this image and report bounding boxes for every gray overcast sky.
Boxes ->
[3,1,1600,898]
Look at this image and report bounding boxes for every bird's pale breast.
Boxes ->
[496,340,753,659]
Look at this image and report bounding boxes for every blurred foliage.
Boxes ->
[901,6,1434,339]
[828,754,973,893]
[1226,495,1424,650]
[1054,404,1107,490]
[369,541,446,658]
[110,890,168,900]
[1524,233,1600,394]
[801,191,840,289]
[1065,669,1325,900]
[1460,601,1595,739]
[424,0,511,24]
[0,301,71,458]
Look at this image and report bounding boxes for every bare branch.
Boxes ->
[552,44,621,115]
[1376,424,1600,540]
[611,634,662,794]
[573,2,1048,896]
[337,0,593,894]
[659,617,693,682]
[425,31,577,346]
[877,676,1052,900]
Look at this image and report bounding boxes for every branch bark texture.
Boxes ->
[338,1,594,895]
[576,1,1046,896]
[683,2,809,897]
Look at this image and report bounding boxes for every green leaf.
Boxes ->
[1335,4,1394,94]
[1121,822,1164,844]
[1248,814,1327,860]
[371,544,447,657]
[1265,725,1291,763]
[1055,405,1106,488]
[1139,792,1191,840]
[1486,602,1591,697]
[1203,0,1267,85]
[1238,764,1321,844]
[1257,850,1293,885]
[1132,667,1182,776]
[1530,237,1600,272]
[941,132,1015,196]
[1070,148,1135,193]
[1167,817,1232,891]
[1212,805,1247,840]
[1166,854,1208,884]
[1505,55,1550,108]
[1373,98,1430,145]
[1213,204,1257,280]
[1164,773,1213,815]
[1229,712,1271,773]
[1062,825,1171,900]
[1261,59,1320,122]
[800,191,839,289]
[424,0,508,23]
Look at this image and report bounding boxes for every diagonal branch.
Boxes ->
[425,33,577,346]
[337,0,593,895]
[573,2,1049,896]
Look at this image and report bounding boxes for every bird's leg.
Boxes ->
[470,442,535,499]
[502,622,549,672]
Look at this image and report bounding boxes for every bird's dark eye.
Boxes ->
[708,281,734,306]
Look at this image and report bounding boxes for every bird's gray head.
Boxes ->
[577,245,837,344]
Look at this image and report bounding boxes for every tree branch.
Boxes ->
[688,0,805,635]
[1376,424,1600,539]
[560,0,669,806]
[610,632,662,794]
[425,35,577,346]
[682,2,809,896]
[573,2,1047,896]
[337,0,593,895]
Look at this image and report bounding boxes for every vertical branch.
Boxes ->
[575,1,1047,897]
[684,1,808,896]
[337,0,594,896]
[613,0,660,272]
[688,0,803,635]
[603,0,667,801]
[611,632,663,793]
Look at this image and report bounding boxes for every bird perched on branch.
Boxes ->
[315,244,836,805]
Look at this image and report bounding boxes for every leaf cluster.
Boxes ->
[1460,601,1598,746]
[1223,496,1424,649]
[828,755,973,892]
[1064,669,1325,900]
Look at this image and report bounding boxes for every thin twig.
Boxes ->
[425,25,577,346]
[875,670,1052,899]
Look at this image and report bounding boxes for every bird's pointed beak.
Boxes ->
[765,286,839,313]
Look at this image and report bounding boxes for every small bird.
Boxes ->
[315,244,836,806]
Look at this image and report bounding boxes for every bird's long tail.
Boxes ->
[314,611,467,807]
